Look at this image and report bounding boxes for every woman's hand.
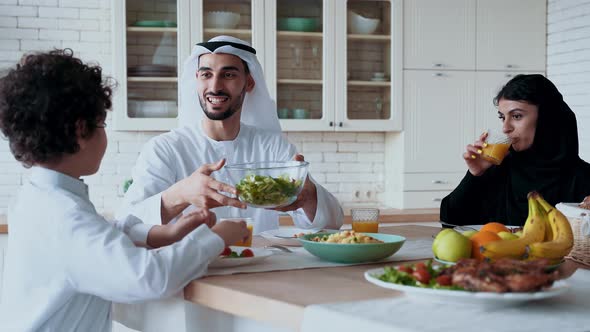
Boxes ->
[464,132,494,176]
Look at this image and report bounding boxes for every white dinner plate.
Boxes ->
[208,247,273,268]
[260,227,331,246]
[364,267,569,306]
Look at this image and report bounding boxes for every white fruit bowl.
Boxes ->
[348,11,379,35]
[205,11,240,29]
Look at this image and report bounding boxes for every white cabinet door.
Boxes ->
[112,0,190,131]
[404,70,475,173]
[403,0,476,70]
[476,0,546,71]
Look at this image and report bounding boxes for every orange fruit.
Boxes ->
[470,231,501,261]
[480,222,510,234]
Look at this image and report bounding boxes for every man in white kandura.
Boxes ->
[118,36,343,233]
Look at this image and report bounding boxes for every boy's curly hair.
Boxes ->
[0,49,113,167]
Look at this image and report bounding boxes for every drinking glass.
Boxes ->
[351,208,380,233]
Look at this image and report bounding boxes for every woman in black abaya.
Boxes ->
[440,74,590,226]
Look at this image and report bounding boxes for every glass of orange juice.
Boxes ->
[221,217,254,247]
[480,129,511,165]
[351,208,380,233]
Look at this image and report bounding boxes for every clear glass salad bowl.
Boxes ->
[225,161,309,208]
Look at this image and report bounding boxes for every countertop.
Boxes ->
[0,208,441,234]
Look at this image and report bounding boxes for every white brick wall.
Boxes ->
[0,0,385,214]
[547,0,590,161]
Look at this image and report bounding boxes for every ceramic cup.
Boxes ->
[373,72,386,79]
[292,108,310,119]
[277,108,290,119]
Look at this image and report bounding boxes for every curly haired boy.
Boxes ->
[0,49,248,331]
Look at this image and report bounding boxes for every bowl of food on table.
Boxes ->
[225,160,309,208]
[297,230,405,263]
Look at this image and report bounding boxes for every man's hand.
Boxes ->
[274,154,318,221]
[147,209,217,248]
[161,159,246,223]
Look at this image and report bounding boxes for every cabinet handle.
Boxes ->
[506,64,514,68]
[338,122,343,127]
[505,74,513,78]
[432,180,447,184]
[432,198,442,202]
[433,63,443,67]
[433,73,444,77]
[329,121,333,127]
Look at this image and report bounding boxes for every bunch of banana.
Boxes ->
[480,192,547,260]
[526,194,574,262]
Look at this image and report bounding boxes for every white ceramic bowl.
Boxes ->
[348,11,379,35]
[205,11,240,29]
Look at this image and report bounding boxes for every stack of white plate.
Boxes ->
[128,65,176,77]
[128,100,177,118]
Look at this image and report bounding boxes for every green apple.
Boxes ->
[513,230,523,238]
[432,229,472,262]
[497,231,518,240]
[432,228,454,254]
[462,230,478,239]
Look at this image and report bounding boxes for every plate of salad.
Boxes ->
[364,260,569,306]
[209,246,273,268]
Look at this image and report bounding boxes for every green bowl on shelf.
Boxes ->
[132,20,177,28]
[277,17,319,32]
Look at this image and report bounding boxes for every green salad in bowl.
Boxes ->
[225,161,309,208]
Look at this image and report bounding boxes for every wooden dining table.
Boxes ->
[113,224,585,332]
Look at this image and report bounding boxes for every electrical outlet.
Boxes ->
[350,187,376,202]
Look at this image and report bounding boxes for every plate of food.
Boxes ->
[297,230,405,263]
[365,259,569,306]
[259,227,335,246]
[208,246,273,268]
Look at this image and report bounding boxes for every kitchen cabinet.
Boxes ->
[111,0,191,131]
[388,0,547,209]
[403,0,476,70]
[403,70,475,173]
[476,0,546,71]
[112,0,401,132]
[403,0,546,72]
[268,0,402,132]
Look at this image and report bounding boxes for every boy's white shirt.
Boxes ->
[0,167,224,332]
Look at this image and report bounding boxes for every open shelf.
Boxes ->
[347,80,391,87]
[204,28,252,36]
[347,34,390,41]
[277,31,323,39]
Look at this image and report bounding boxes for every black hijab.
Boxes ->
[497,74,582,221]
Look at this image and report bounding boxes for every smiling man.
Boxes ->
[117,36,343,233]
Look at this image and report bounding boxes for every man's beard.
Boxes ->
[199,89,246,121]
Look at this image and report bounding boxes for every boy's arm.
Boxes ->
[63,208,225,303]
[114,210,216,248]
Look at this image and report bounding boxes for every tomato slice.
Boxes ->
[435,275,452,286]
[240,248,254,257]
[220,247,232,256]
[412,268,431,284]
[396,265,413,274]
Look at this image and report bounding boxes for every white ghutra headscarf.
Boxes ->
[179,35,281,132]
